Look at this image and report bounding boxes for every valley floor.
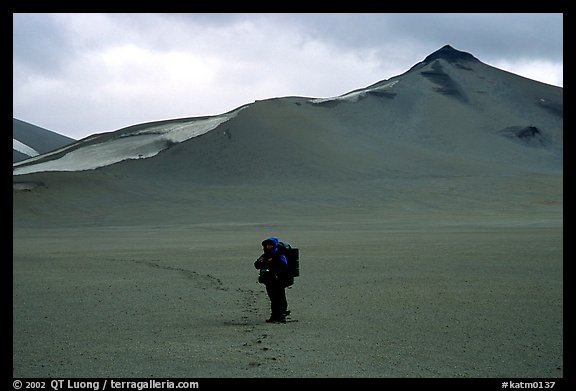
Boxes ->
[13,212,563,378]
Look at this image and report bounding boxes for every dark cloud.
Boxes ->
[12,13,562,139]
[272,13,563,62]
[399,13,563,61]
[13,14,76,77]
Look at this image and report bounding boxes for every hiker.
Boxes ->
[254,237,291,323]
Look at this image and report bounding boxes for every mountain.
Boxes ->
[13,118,76,163]
[13,45,563,226]
[13,45,562,177]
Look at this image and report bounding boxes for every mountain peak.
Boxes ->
[423,45,479,64]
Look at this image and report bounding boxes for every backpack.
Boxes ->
[277,241,300,286]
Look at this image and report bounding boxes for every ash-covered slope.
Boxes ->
[102,46,561,184]
[13,45,563,225]
[13,45,562,181]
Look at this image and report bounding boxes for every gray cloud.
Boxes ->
[13,13,563,139]
[275,13,563,62]
[13,14,75,77]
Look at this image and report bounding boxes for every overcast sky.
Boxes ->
[13,13,563,140]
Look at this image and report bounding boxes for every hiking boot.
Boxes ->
[266,315,286,323]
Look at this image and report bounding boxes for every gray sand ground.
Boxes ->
[13,195,562,378]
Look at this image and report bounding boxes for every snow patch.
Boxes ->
[13,139,39,157]
[13,109,243,175]
[310,80,399,104]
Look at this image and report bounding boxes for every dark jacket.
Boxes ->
[254,237,288,282]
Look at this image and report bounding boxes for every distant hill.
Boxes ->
[13,118,76,163]
[13,45,562,227]
[13,45,562,179]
